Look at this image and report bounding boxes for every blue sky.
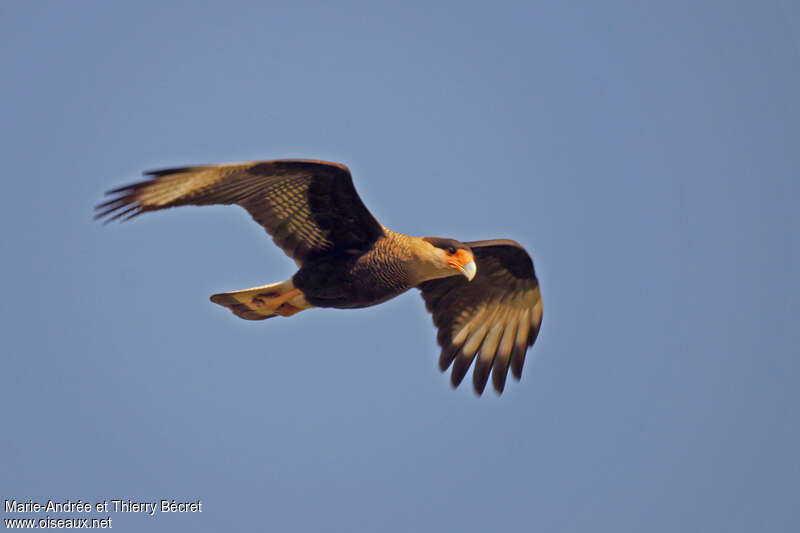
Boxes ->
[2,1,798,531]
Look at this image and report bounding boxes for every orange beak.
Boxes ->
[447,249,477,281]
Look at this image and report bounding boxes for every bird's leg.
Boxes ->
[252,288,304,317]
[211,279,312,319]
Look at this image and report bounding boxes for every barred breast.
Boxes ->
[292,230,417,309]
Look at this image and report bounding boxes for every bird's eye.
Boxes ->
[447,247,456,255]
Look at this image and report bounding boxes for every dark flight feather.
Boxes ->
[95,159,384,265]
[418,240,543,395]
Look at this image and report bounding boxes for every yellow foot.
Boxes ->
[210,281,312,320]
[251,288,303,317]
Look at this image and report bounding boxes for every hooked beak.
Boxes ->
[460,260,477,281]
[447,249,477,281]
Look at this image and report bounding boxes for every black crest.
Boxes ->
[422,237,470,252]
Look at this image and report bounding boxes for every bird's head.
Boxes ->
[419,237,477,281]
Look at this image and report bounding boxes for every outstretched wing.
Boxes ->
[95,159,384,264]
[418,239,543,395]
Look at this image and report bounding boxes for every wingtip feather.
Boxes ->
[438,344,459,372]
[451,353,475,388]
[473,358,491,395]
[510,345,526,380]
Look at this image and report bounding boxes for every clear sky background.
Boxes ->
[2,1,798,532]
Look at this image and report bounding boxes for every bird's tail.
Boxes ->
[210,279,311,320]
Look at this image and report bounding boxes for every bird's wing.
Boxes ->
[95,159,384,265]
[418,239,543,395]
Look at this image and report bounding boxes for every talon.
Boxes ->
[251,291,278,308]
[211,281,311,320]
[250,297,268,309]
[250,288,303,315]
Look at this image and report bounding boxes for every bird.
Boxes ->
[96,159,543,394]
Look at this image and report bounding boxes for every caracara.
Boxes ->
[96,159,543,394]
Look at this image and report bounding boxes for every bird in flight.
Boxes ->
[96,159,543,394]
